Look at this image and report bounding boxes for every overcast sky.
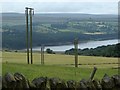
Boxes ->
[0,0,119,14]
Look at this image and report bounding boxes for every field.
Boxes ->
[2,13,118,50]
[2,51,119,81]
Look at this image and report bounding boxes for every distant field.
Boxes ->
[2,51,119,81]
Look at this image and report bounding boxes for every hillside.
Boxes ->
[65,43,120,57]
[2,13,118,50]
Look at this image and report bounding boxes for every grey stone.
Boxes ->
[14,72,29,88]
[101,74,115,90]
[49,78,67,90]
[67,80,76,90]
[4,72,16,88]
[92,79,102,90]
[32,77,47,89]
[112,75,120,87]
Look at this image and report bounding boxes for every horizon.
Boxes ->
[1,1,118,14]
[1,12,118,15]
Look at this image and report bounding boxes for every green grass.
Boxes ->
[2,63,118,81]
[2,51,119,81]
[0,51,2,75]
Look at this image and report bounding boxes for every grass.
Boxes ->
[0,51,2,75]
[2,51,119,81]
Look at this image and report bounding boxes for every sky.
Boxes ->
[0,0,119,14]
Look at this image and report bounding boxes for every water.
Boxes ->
[33,39,119,52]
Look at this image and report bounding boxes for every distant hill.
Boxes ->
[2,13,118,50]
[2,13,117,25]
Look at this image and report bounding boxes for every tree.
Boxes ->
[46,48,55,54]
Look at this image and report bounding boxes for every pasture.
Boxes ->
[2,51,119,81]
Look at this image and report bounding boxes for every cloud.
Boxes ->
[1,2,118,14]
[0,0,119,2]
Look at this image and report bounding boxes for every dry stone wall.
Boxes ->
[1,72,120,90]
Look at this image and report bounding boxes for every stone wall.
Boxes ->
[1,72,120,90]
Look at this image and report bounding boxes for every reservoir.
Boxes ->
[33,39,119,52]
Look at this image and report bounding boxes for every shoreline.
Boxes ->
[33,39,119,52]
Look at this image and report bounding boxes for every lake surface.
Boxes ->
[33,39,119,52]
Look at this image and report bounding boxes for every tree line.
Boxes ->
[65,43,120,57]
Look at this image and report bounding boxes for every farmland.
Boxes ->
[2,51,119,81]
[2,13,118,50]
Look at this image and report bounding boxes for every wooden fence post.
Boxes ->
[74,38,78,68]
[41,45,44,65]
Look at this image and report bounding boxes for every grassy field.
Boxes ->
[0,51,2,75]
[2,51,119,81]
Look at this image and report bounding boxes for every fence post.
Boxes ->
[89,67,97,80]
[41,45,44,65]
[74,38,78,68]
